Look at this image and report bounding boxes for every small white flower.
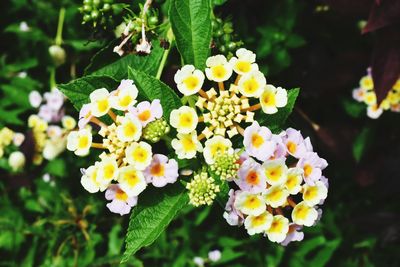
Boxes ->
[259,85,288,114]
[130,99,163,127]
[292,201,318,226]
[243,121,275,161]
[66,129,92,156]
[302,181,328,206]
[8,151,25,171]
[229,48,258,75]
[118,166,147,197]
[12,133,25,147]
[19,21,30,32]
[234,191,266,216]
[205,55,233,82]
[116,115,142,142]
[170,106,198,134]
[266,215,289,243]
[110,79,138,111]
[203,136,233,164]
[285,167,304,194]
[263,185,289,208]
[208,250,222,262]
[81,164,102,193]
[174,65,205,96]
[125,141,153,170]
[367,104,383,119]
[244,211,273,235]
[29,91,42,108]
[144,154,179,187]
[97,155,119,189]
[62,115,77,130]
[262,158,288,186]
[89,88,111,117]
[238,70,266,97]
[171,131,203,159]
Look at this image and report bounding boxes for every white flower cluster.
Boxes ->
[67,80,178,216]
[352,68,400,119]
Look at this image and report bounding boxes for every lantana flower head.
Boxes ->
[66,79,179,216]
[352,69,400,119]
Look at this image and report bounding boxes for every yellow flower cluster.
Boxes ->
[0,127,15,158]
[353,71,400,119]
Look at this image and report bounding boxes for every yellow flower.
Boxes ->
[203,136,233,164]
[244,211,273,235]
[262,158,288,185]
[265,215,289,243]
[259,85,288,114]
[116,115,142,142]
[171,131,203,159]
[125,141,152,170]
[118,166,147,197]
[110,79,138,111]
[302,181,328,206]
[238,70,266,97]
[97,155,119,188]
[62,115,77,130]
[234,191,266,216]
[205,55,233,82]
[359,75,373,90]
[174,65,205,96]
[285,167,303,194]
[263,185,289,208]
[170,106,198,134]
[229,48,258,75]
[90,88,111,117]
[66,129,92,156]
[292,201,318,226]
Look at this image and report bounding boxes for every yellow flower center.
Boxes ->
[78,135,89,149]
[179,113,193,127]
[150,163,165,177]
[138,110,151,122]
[262,91,276,106]
[269,220,284,233]
[104,164,115,180]
[182,136,195,151]
[243,77,259,94]
[119,95,132,107]
[295,205,310,220]
[236,61,251,73]
[123,122,137,137]
[183,75,199,90]
[286,175,298,190]
[115,188,128,201]
[286,141,297,154]
[303,164,312,178]
[211,65,227,79]
[97,99,109,113]
[251,133,264,148]
[304,186,318,201]
[211,143,226,156]
[244,196,262,209]
[266,166,283,182]
[124,170,140,187]
[268,189,283,202]
[133,147,148,163]
[251,214,267,227]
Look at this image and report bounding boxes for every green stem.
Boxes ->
[155,27,174,80]
[50,68,56,89]
[55,8,66,46]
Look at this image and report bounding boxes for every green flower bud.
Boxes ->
[48,45,66,66]
[142,118,170,143]
[210,152,240,181]
[186,170,220,207]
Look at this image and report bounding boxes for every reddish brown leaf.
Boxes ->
[371,26,400,103]
[363,0,400,33]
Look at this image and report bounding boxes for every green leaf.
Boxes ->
[169,0,212,69]
[352,126,374,162]
[85,40,164,80]
[121,183,188,262]
[212,0,229,6]
[258,88,300,133]
[43,158,67,177]
[341,98,365,118]
[128,67,182,120]
[58,75,118,110]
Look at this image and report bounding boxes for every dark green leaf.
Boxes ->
[128,67,182,120]
[86,40,164,80]
[169,0,212,69]
[353,126,374,162]
[122,183,188,262]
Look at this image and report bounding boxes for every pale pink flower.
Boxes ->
[297,152,328,185]
[78,104,93,129]
[235,158,266,193]
[282,128,307,158]
[280,224,304,246]
[38,104,53,122]
[243,121,276,161]
[144,154,179,187]
[130,99,163,126]
[223,189,244,226]
[271,134,286,159]
[352,87,366,102]
[105,184,137,216]
[44,89,64,111]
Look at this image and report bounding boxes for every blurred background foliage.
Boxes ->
[0,0,399,266]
